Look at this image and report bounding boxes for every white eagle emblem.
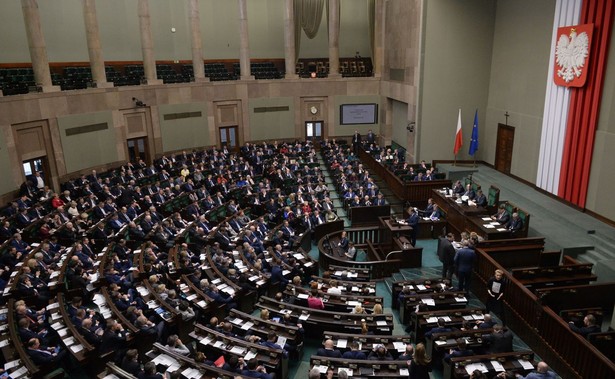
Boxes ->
[556,28,590,83]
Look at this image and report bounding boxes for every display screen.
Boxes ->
[340,103,378,125]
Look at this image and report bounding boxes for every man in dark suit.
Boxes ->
[317,339,343,358]
[444,338,475,363]
[425,318,453,338]
[462,184,476,200]
[26,338,66,365]
[569,314,601,339]
[352,130,362,153]
[491,205,510,225]
[483,324,513,353]
[438,233,456,279]
[366,129,376,144]
[454,240,476,294]
[506,212,524,235]
[406,207,419,246]
[474,189,487,207]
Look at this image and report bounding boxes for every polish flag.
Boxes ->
[454,109,463,155]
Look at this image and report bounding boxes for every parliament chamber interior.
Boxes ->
[1,1,615,379]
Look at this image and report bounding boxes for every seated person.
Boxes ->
[518,361,557,379]
[453,180,465,195]
[506,212,524,234]
[342,341,367,359]
[474,189,487,207]
[307,288,325,310]
[444,338,475,362]
[139,361,163,379]
[425,318,453,338]
[26,338,66,365]
[397,344,414,361]
[241,358,273,379]
[367,344,393,360]
[345,241,357,260]
[165,334,191,356]
[121,349,143,377]
[476,313,497,329]
[491,205,510,224]
[317,339,342,358]
[569,314,601,339]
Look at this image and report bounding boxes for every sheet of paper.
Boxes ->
[276,336,287,347]
[416,284,427,290]
[244,350,257,360]
[483,224,496,229]
[518,359,534,370]
[491,360,505,372]
[240,321,254,330]
[482,217,492,221]
[421,298,435,306]
[376,320,387,326]
[299,313,310,321]
[70,344,84,353]
[336,338,347,349]
[399,368,409,375]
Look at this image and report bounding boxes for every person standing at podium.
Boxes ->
[406,207,419,246]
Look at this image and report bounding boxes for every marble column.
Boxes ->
[373,0,386,78]
[137,0,162,85]
[82,0,112,88]
[284,0,298,79]
[188,0,208,82]
[238,0,254,80]
[328,0,341,78]
[21,0,60,92]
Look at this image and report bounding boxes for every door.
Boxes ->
[495,124,515,173]
[22,157,50,189]
[219,126,239,151]
[305,121,323,142]
[127,137,149,164]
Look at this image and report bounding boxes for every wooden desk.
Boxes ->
[399,291,469,325]
[256,296,394,335]
[413,308,486,343]
[310,355,409,378]
[445,350,536,379]
[323,330,412,359]
[431,190,490,239]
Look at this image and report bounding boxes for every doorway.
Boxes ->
[305,121,323,142]
[219,126,239,151]
[127,137,149,164]
[495,124,515,173]
[22,157,50,189]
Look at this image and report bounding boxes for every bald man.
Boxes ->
[316,339,342,358]
[519,362,556,379]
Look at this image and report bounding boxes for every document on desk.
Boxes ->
[231,317,243,325]
[518,359,534,370]
[245,350,257,361]
[399,368,410,375]
[347,272,358,278]
[483,224,496,229]
[70,344,84,353]
[315,365,329,374]
[240,321,254,330]
[376,320,387,326]
[497,228,508,232]
[304,261,313,267]
[347,300,360,307]
[455,296,467,302]
[465,362,488,375]
[102,375,120,379]
[426,317,439,323]
[0,340,9,348]
[441,316,452,322]
[491,360,505,372]
[199,336,213,346]
[435,340,447,346]
[472,314,485,320]
[416,284,427,290]
[421,298,436,306]
[297,293,309,299]
[293,253,304,259]
[482,217,492,221]
[181,367,202,379]
[393,341,406,352]
[11,366,29,378]
[230,346,246,355]
[336,338,347,348]
[299,313,310,321]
